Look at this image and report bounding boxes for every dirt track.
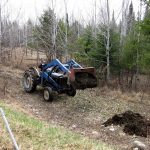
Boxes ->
[0,64,150,149]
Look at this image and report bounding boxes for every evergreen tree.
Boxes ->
[34,8,56,60]
[127,2,135,34]
[140,0,150,71]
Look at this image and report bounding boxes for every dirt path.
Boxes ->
[0,64,150,149]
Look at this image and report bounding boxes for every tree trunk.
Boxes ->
[51,0,57,59]
[106,0,110,82]
[64,0,68,60]
[0,4,2,59]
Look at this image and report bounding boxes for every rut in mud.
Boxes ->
[103,110,150,137]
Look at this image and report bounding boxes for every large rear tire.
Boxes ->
[22,69,38,93]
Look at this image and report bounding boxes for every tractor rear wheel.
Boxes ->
[43,87,53,101]
[66,85,76,97]
[23,69,38,93]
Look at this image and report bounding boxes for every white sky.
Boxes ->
[2,0,143,24]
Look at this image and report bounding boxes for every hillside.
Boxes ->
[0,64,149,149]
[0,102,114,150]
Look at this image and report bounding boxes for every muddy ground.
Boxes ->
[0,64,150,150]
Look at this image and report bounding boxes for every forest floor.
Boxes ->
[0,63,150,150]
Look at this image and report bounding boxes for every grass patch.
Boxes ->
[0,102,115,150]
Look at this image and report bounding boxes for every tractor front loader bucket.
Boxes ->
[70,67,97,89]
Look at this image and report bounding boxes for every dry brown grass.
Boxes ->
[2,47,46,70]
[94,86,149,104]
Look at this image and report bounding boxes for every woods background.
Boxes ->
[0,0,149,92]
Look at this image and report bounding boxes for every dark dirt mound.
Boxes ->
[103,111,150,137]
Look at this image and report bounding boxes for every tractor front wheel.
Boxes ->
[43,87,53,101]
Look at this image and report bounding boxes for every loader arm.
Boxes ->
[43,59,70,74]
[65,59,83,69]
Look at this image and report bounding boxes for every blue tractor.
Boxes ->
[22,59,97,101]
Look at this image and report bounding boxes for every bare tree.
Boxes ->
[136,0,142,76]
[106,0,110,81]
[0,4,2,52]
[98,0,111,81]
[120,0,130,52]
[64,0,69,60]
[51,0,57,59]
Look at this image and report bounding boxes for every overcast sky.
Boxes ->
[3,0,143,24]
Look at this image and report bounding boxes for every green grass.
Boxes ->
[0,102,115,150]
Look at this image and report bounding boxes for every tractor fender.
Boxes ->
[28,67,40,77]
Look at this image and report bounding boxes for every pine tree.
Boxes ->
[35,8,56,60]
[127,1,135,34]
